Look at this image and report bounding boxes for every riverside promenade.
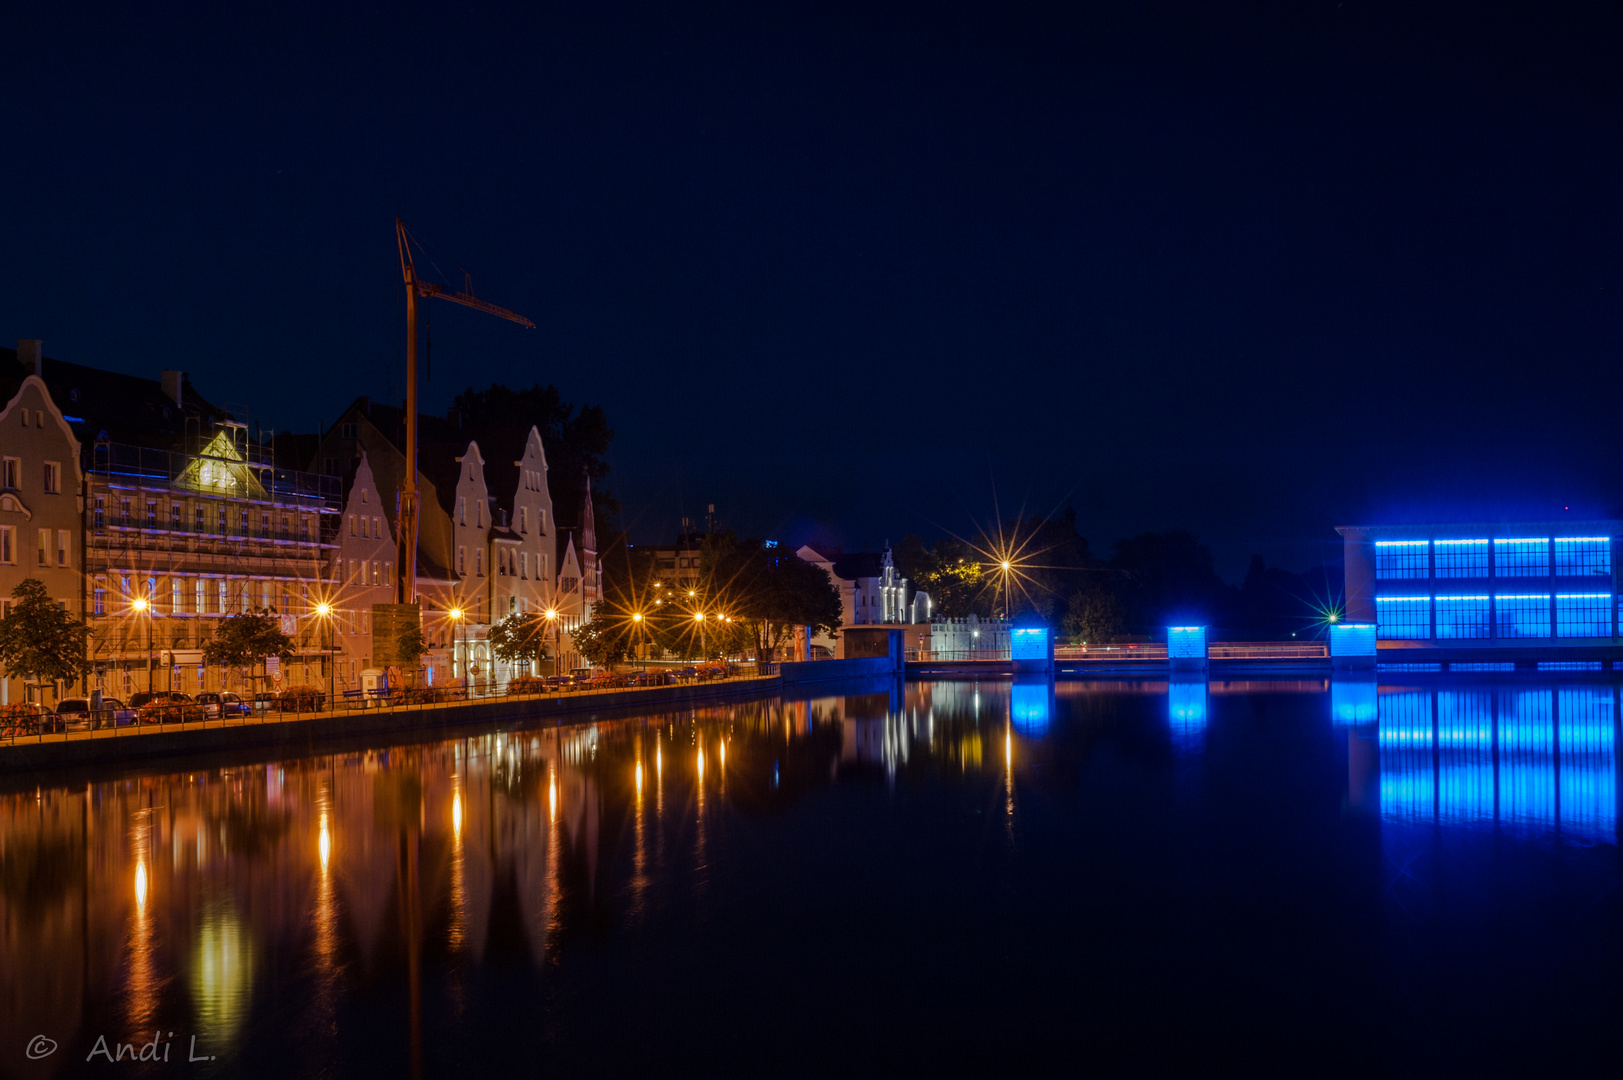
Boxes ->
[0,672,782,772]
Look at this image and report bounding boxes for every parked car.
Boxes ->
[55,696,138,730]
[194,692,247,719]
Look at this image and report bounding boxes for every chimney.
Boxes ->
[17,339,42,377]
[160,371,184,408]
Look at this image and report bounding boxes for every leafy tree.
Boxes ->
[203,609,295,687]
[396,625,428,666]
[451,382,619,532]
[704,536,842,661]
[570,611,634,668]
[488,611,552,668]
[0,578,91,694]
[1063,585,1127,644]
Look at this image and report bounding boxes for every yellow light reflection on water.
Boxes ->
[452,792,463,838]
[719,740,725,768]
[697,747,705,782]
[193,903,254,1047]
[134,861,148,909]
[318,814,331,871]
[1005,728,1012,772]
[656,744,662,777]
[635,762,643,795]
[549,777,557,820]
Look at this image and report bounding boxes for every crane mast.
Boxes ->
[393,218,533,607]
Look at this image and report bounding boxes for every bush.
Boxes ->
[280,685,326,710]
[507,676,548,695]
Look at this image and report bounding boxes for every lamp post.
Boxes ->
[544,608,559,678]
[314,603,333,692]
[448,607,464,695]
[131,596,153,696]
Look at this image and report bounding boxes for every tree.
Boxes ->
[705,538,842,661]
[203,610,295,687]
[1063,585,1127,644]
[396,625,428,667]
[0,578,91,694]
[489,611,551,668]
[570,611,634,668]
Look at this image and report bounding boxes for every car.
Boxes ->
[55,696,138,730]
[194,692,247,719]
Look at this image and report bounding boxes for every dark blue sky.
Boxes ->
[4,2,1620,578]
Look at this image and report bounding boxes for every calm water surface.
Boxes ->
[2,676,1620,1077]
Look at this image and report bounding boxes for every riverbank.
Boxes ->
[0,673,783,773]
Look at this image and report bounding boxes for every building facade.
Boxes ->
[1339,520,1623,664]
[0,353,85,704]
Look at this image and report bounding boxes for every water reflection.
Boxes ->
[1374,684,1617,838]
[2,676,1618,1073]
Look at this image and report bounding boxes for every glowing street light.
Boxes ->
[313,602,334,691]
[448,607,465,690]
[130,595,154,694]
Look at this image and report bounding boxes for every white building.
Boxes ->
[796,543,932,658]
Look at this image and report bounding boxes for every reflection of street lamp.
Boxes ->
[448,607,464,691]
[130,596,153,695]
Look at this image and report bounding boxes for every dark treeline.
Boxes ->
[895,511,1344,643]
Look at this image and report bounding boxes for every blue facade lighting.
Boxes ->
[1166,626,1206,658]
[1555,593,1612,637]
[1329,622,1376,657]
[1330,678,1376,725]
[1434,595,1490,639]
[1494,593,1550,638]
[1434,539,1489,577]
[1375,596,1430,639]
[1493,538,1549,577]
[1010,627,1049,660]
[1374,540,1428,579]
[1554,537,1611,577]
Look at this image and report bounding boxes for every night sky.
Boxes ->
[4,2,1620,578]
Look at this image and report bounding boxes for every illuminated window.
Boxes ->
[1375,541,1428,579]
[1494,538,1548,577]
[1434,595,1489,639]
[1556,593,1611,638]
[1376,596,1430,639]
[1434,539,1488,578]
[1495,594,1550,638]
[1554,537,1610,578]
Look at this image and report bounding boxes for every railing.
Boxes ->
[1055,644,1169,660]
[0,664,781,748]
[1207,643,1328,659]
[909,649,1013,663]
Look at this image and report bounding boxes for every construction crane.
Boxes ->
[394,218,534,605]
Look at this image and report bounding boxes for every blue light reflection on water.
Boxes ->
[1010,680,1051,735]
[1374,683,1617,838]
[1167,679,1207,753]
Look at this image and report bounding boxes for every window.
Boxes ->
[17,410,25,428]
[371,560,380,585]
[94,496,104,530]
[1554,537,1610,578]
[373,516,380,538]
[539,510,546,533]
[1374,541,1428,579]
[1495,594,1550,638]
[1556,593,1611,638]
[475,549,484,576]
[519,508,527,533]
[42,462,59,494]
[120,498,130,527]
[1376,596,1430,639]
[240,509,249,535]
[521,552,528,578]
[196,579,207,614]
[93,577,106,615]
[146,500,157,528]
[1,458,17,489]
[349,515,356,536]
[171,504,181,529]
[384,561,391,583]
[56,529,69,568]
[1433,539,1488,578]
[0,525,13,564]
[1434,595,1489,638]
[458,546,466,575]
[261,512,271,537]
[340,422,358,439]
[196,506,205,531]
[459,498,466,525]
[218,580,228,612]
[172,578,183,613]
[37,528,49,566]
[1495,538,1548,578]
[348,558,356,582]
[477,501,483,528]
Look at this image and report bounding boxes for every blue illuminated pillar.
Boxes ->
[1329,622,1377,671]
[1167,626,1207,672]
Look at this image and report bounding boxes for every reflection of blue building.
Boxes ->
[1338,520,1623,664]
[1010,680,1051,736]
[1168,678,1207,752]
[1377,685,1617,839]
[1331,677,1377,726]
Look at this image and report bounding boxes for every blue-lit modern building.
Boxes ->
[1338,520,1623,664]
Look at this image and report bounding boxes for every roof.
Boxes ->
[0,345,231,452]
[1336,520,1623,538]
[830,552,884,581]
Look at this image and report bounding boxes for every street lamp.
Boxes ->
[448,607,464,693]
[130,596,153,696]
[544,607,559,678]
[314,602,333,691]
